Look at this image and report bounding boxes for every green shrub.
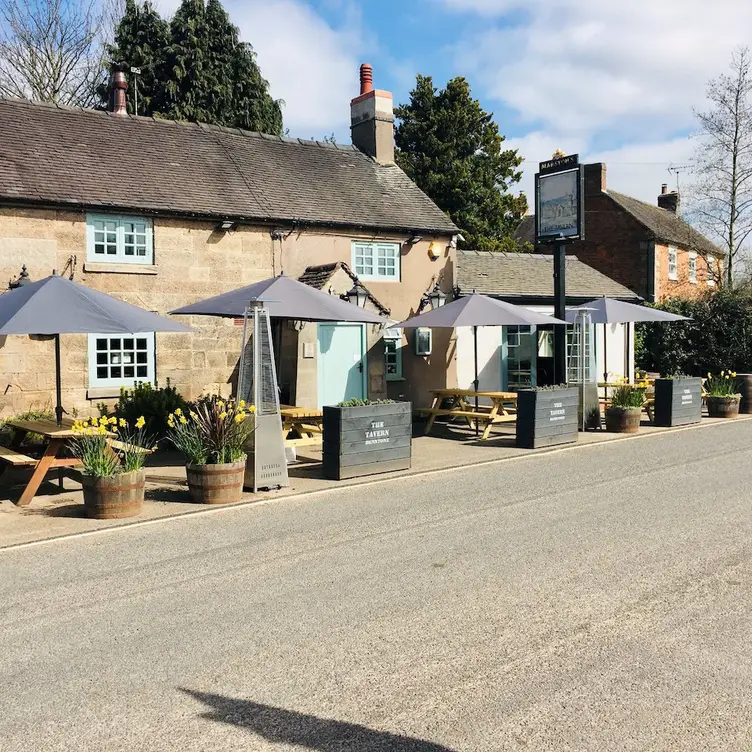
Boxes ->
[109,382,188,441]
[0,408,54,447]
[337,398,396,407]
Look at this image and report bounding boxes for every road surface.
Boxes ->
[2,421,752,751]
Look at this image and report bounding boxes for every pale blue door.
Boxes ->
[317,323,367,407]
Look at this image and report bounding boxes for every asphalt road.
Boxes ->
[2,421,752,751]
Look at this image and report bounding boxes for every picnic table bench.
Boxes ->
[420,388,518,441]
[280,405,324,448]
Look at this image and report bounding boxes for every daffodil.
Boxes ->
[167,416,175,428]
[732,371,737,378]
[219,412,227,420]
[238,400,246,408]
[174,408,182,416]
[135,416,146,429]
[99,416,109,426]
[234,412,245,424]
[119,418,126,427]
[179,415,188,425]
[218,401,225,411]
[249,405,256,414]
[190,411,199,421]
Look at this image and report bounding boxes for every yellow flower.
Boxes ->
[119,418,126,427]
[708,372,712,379]
[238,400,246,408]
[111,425,118,433]
[135,416,146,429]
[721,370,725,377]
[249,405,256,414]
[219,412,227,420]
[167,416,175,428]
[99,416,109,426]
[234,412,245,424]
[190,411,199,421]
[174,408,182,416]
[97,426,107,435]
[218,401,225,411]
[731,371,737,378]
[179,415,188,425]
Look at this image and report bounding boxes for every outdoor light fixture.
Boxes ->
[217,220,237,232]
[8,264,31,290]
[407,235,423,245]
[426,284,447,310]
[427,241,443,260]
[345,280,368,308]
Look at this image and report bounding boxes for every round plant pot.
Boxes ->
[186,459,245,504]
[82,469,145,519]
[706,395,741,419]
[605,406,642,434]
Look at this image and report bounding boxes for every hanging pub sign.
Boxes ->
[535,153,585,243]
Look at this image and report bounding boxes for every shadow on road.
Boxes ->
[180,689,456,751]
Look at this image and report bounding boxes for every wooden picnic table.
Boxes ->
[420,388,518,441]
[280,405,324,448]
[0,417,82,506]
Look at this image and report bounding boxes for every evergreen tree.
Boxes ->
[106,0,169,116]
[395,75,527,252]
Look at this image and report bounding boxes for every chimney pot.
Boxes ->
[110,70,128,116]
[661,183,668,195]
[359,63,373,95]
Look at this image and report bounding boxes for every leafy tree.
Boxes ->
[395,75,527,252]
[106,0,169,115]
[690,47,752,287]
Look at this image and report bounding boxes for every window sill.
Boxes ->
[84,262,158,275]
[87,387,124,400]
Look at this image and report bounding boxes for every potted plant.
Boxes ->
[323,399,411,480]
[653,373,703,427]
[71,415,151,519]
[705,371,741,418]
[167,397,255,504]
[516,385,579,448]
[605,377,650,433]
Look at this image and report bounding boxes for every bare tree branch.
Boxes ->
[0,0,118,107]
[688,47,752,287]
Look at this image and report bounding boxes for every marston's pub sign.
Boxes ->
[535,153,585,243]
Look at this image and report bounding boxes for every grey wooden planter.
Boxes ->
[653,377,702,427]
[516,387,579,449]
[323,402,412,480]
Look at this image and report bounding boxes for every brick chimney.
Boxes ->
[584,163,607,196]
[658,183,680,214]
[109,70,128,116]
[350,63,394,164]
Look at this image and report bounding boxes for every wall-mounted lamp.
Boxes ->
[407,235,423,246]
[217,220,237,232]
[427,241,443,260]
[8,264,31,290]
[344,280,368,308]
[427,284,447,309]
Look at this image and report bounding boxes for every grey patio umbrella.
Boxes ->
[170,274,384,323]
[0,274,192,424]
[395,293,566,431]
[565,297,690,382]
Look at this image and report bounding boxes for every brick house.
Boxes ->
[515,163,725,302]
[0,65,458,417]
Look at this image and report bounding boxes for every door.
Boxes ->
[317,323,367,407]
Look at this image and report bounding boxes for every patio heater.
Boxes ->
[237,299,289,493]
[567,307,600,430]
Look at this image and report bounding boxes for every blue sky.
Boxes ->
[155,0,752,206]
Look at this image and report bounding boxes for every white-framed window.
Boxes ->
[506,325,535,389]
[383,327,403,381]
[86,214,154,264]
[707,256,717,286]
[668,246,678,281]
[689,251,697,283]
[88,332,155,389]
[352,241,400,282]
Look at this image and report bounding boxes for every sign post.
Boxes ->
[534,154,585,385]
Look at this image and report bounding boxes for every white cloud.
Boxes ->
[156,0,366,137]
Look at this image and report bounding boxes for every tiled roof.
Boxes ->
[513,195,723,257]
[456,250,642,301]
[607,191,723,256]
[0,98,458,234]
[298,261,390,315]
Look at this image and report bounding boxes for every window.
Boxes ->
[383,328,403,381]
[689,251,697,283]
[668,246,678,281]
[505,326,535,390]
[88,333,155,388]
[87,214,154,264]
[352,242,400,281]
[707,256,716,286]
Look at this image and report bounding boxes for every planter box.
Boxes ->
[323,402,412,480]
[653,377,702,427]
[82,468,145,519]
[516,388,579,449]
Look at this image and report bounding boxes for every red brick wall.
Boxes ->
[655,243,716,301]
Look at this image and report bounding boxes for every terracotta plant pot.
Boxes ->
[186,459,245,504]
[605,406,642,433]
[82,469,145,519]
[706,395,741,418]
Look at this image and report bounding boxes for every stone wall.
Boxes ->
[0,206,456,417]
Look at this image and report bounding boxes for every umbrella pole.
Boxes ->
[473,326,479,436]
[54,334,63,426]
[603,323,608,384]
